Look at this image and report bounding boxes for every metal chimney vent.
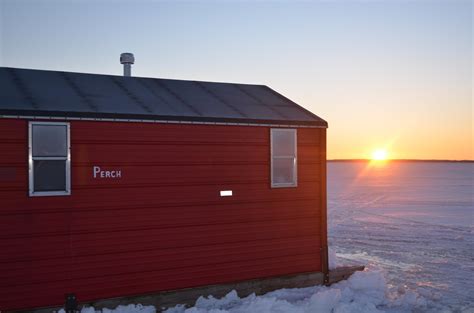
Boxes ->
[120,53,135,77]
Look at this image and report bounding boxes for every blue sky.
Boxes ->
[1,0,472,159]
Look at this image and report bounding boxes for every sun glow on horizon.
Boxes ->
[372,149,389,161]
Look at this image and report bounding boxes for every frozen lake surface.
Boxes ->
[328,161,473,312]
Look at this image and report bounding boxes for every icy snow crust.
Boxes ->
[58,304,156,313]
[63,162,473,313]
[65,269,428,313]
[164,268,429,313]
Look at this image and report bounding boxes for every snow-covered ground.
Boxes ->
[163,267,429,313]
[68,161,473,313]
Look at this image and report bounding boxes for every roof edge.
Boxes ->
[0,109,328,128]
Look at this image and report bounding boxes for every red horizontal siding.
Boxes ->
[2,236,321,284]
[0,199,320,238]
[0,119,325,311]
[1,217,320,261]
[1,253,321,310]
[0,182,320,212]
[0,164,321,191]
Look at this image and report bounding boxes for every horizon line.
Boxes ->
[327,159,473,163]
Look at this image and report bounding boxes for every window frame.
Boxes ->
[28,121,71,197]
[270,128,298,188]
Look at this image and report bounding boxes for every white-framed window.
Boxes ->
[29,121,71,197]
[271,128,297,188]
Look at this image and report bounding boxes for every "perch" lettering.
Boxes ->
[93,166,122,179]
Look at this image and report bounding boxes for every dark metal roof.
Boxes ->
[0,67,327,127]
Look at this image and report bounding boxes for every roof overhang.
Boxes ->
[0,110,328,128]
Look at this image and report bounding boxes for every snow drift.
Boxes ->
[63,267,431,313]
[163,267,428,313]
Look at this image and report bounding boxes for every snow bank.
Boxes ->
[58,304,155,313]
[163,267,428,313]
[55,269,428,313]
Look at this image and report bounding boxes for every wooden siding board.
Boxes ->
[1,236,320,274]
[0,197,321,216]
[0,119,325,311]
[69,253,321,296]
[0,201,321,238]
[1,239,321,285]
[1,255,321,311]
[0,183,321,211]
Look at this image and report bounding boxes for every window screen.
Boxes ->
[29,122,70,196]
[271,129,297,187]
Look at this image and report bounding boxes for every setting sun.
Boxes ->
[372,149,388,161]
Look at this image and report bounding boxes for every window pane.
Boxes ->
[273,157,295,185]
[32,125,67,157]
[33,160,66,192]
[272,130,295,156]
